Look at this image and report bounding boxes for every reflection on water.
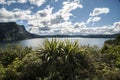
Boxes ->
[0,38,110,49]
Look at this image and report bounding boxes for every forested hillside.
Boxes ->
[0,22,31,41]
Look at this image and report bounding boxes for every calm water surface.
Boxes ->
[0,38,110,49]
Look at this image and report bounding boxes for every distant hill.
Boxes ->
[31,33,120,38]
[0,22,31,41]
[0,22,120,41]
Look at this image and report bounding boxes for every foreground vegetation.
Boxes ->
[0,35,120,80]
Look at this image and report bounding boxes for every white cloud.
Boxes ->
[20,2,119,35]
[46,1,83,24]
[67,0,80,3]
[112,22,120,33]
[49,21,74,35]
[0,0,119,35]
[0,0,45,6]
[74,22,86,28]
[29,21,120,35]
[0,0,6,4]
[60,1,83,21]
[51,0,58,3]
[28,1,83,29]
[7,0,16,6]
[87,17,101,24]
[0,8,14,21]
[87,8,109,24]
[13,9,31,20]
[28,6,53,28]
[0,0,27,5]
[90,8,109,17]
[0,0,83,24]
[0,8,31,22]
[79,21,120,34]
[29,0,46,7]
[92,17,101,22]
[18,0,27,3]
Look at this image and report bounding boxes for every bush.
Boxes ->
[0,36,120,80]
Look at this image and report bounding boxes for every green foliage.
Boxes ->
[19,52,43,80]
[0,35,120,80]
[37,39,96,80]
[4,58,22,80]
[0,63,5,80]
[99,35,120,80]
[0,44,32,67]
[104,35,120,46]
[101,35,120,68]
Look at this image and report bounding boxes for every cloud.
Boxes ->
[46,1,83,25]
[28,1,83,28]
[87,17,101,24]
[51,0,59,3]
[0,0,6,4]
[91,17,101,22]
[18,0,27,3]
[0,8,14,21]
[90,8,109,17]
[0,0,45,6]
[59,1,83,21]
[87,8,109,24]
[0,0,27,5]
[29,0,46,7]
[28,18,120,35]
[79,21,120,34]
[67,0,80,3]
[0,8,31,22]
[28,6,53,27]
[0,0,26,5]
[74,22,86,28]
[0,0,83,25]
[7,0,16,5]
[0,0,119,35]
[1,7,118,35]
[112,22,120,33]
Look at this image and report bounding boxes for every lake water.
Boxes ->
[0,38,111,49]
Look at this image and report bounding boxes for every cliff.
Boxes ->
[0,22,31,41]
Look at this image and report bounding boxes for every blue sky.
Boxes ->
[0,0,120,35]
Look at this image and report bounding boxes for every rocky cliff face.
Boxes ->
[0,22,31,41]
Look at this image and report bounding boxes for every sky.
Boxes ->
[0,0,120,35]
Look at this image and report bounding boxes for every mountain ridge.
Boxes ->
[0,22,31,41]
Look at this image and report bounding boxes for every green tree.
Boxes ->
[4,58,22,80]
[0,63,6,80]
[0,44,32,67]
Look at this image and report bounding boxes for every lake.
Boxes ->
[0,38,111,49]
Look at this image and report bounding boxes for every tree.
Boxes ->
[0,63,5,80]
